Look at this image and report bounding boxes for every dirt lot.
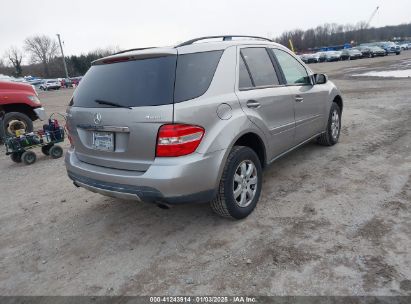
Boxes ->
[1,52,410,296]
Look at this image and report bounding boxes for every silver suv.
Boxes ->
[65,35,343,219]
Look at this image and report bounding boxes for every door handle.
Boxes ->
[295,96,304,102]
[246,100,261,109]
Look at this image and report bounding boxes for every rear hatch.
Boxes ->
[66,49,177,171]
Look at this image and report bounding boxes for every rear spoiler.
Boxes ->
[92,48,177,65]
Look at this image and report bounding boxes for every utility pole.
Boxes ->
[56,34,69,79]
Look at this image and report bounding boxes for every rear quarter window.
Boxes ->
[174,50,223,102]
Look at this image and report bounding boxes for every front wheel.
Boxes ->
[317,102,342,146]
[3,112,34,137]
[211,146,262,219]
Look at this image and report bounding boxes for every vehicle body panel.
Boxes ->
[0,81,40,108]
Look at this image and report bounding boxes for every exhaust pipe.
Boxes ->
[73,181,80,188]
[157,203,171,210]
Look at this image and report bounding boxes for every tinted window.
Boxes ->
[174,50,223,102]
[273,49,310,85]
[239,56,253,89]
[72,56,177,108]
[241,48,279,87]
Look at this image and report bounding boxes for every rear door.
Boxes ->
[271,48,327,144]
[66,52,177,172]
[235,47,295,159]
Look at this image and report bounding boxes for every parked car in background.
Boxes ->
[309,53,321,63]
[0,81,46,137]
[325,51,341,62]
[368,46,387,57]
[353,46,372,58]
[317,52,327,62]
[70,77,83,86]
[39,79,61,91]
[65,35,343,219]
[298,54,309,63]
[59,78,73,88]
[377,42,401,55]
[340,49,363,60]
[399,43,409,50]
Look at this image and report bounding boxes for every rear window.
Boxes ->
[174,50,223,102]
[72,51,223,108]
[72,56,177,108]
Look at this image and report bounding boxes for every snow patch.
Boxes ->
[352,69,411,78]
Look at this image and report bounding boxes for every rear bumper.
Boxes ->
[65,148,226,204]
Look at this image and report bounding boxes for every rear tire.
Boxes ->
[211,146,262,219]
[317,102,342,146]
[49,145,63,159]
[22,151,37,165]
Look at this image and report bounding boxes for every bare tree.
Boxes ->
[5,47,23,77]
[24,35,59,77]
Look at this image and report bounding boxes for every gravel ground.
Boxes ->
[0,52,410,296]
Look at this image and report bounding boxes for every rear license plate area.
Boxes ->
[92,131,114,151]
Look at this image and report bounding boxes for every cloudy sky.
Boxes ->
[1,0,410,58]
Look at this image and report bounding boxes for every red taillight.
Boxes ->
[156,124,205,157]
[65,123,73,146]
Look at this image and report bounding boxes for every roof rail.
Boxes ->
[112,47,156,55]
[176,35,273,47]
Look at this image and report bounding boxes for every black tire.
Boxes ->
[21,151,37,165]
[49,145,63,159]
[41,145,51,155]
[317,102,342,146]
[3,112,34,137]
[211,146,263,219]
[11,152,23,163]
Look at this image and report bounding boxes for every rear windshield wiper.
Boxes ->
[95,99,132,109]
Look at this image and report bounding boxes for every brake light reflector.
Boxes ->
[65,122,73,147]
[156,124,205,157]
[102,56,130,64]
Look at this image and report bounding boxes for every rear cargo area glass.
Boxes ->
[72,56,177,108]
[72,50,223,108]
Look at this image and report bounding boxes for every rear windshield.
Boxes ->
[72,56,177,108]
[72,51,223,108]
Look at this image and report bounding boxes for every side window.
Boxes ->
[272,49,310,85]
[174,50,223,102]
[241,48,279,87]
[239,56,253,89]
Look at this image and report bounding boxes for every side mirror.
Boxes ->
[315,73,327,84]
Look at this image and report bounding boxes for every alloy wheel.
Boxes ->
[331,110,340,140]
[233,160,258,208]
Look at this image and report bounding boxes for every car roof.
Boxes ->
[93,37,289,65]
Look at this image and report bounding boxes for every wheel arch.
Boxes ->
[231,131,267,169]
[0,103,38,121]
[333,95,343,113]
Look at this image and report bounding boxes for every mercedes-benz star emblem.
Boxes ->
[94,113,102,125]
